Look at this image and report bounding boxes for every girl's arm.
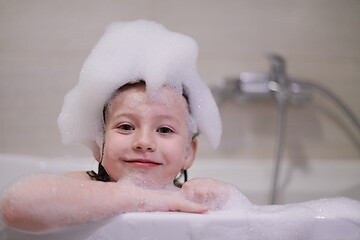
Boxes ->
[0,173,207,233]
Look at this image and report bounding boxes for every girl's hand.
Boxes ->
[180,178,238,210]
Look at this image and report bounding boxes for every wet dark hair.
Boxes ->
[86,81,191,186]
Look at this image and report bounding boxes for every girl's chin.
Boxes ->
[116,174,177,190]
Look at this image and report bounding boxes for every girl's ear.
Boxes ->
[93,150,101,162]
[92,138,105,163]
[92,143,102,163]
[182,137,198,170]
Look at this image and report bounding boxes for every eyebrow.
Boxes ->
[109,111,182,125]
[154,114,182,124]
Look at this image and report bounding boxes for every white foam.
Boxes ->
[3,194,360,239]
[58,20,222,155]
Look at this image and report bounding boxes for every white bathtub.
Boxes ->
[1,154,360,240]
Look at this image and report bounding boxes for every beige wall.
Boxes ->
[1,0,359,160]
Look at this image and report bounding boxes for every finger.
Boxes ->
[168,199,208,213]
[168,191,208,213]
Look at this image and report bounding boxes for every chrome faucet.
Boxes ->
[211,54,360,204]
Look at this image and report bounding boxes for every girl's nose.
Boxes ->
[132,130,156,152]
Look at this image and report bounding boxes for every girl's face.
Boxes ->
[101,84,197,189]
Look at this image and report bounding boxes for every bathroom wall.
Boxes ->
[1,1,359,161]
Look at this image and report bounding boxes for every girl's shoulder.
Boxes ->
[64,171,93,180]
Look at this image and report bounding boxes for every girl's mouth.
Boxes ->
[124,159,162,168]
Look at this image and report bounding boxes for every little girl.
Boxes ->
[0,20,239,233]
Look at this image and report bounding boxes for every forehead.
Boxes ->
[108,84,189,115]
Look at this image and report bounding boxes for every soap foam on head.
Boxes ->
[58,20,221,155]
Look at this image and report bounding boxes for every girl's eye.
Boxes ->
[157,127,174,134]
[117,124,134,131]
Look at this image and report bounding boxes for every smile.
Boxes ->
[124,159,162,168]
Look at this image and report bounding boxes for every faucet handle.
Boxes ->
[268,54,285,75]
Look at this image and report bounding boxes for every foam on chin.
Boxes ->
[58,20,221,155]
